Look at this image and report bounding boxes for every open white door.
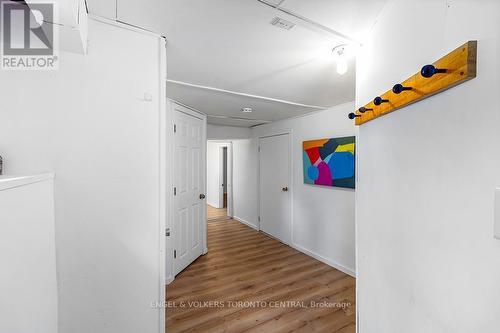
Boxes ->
[173,104,207,276]
[226,143,233,218]
[259,134,291,244]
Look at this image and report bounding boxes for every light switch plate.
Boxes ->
[495,188,500,240]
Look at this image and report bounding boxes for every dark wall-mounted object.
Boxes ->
[359,107,373,113]
[0,155,3,175]
[392,83,413,94]
[373,96,389,105]
[348,113,361,119]
[420,64,447,78]
[351,40,477,125]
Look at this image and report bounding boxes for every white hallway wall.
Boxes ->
[207,124,251,140]
[356,0,500,332]
[207,142,221,208]
[214,102,356,275]
[252,102,356,275]
[232,138,260,229]
[0,19,165,333]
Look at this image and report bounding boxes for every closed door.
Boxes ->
[173,108,205,276]
[259,134,291,244]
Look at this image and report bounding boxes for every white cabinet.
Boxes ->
[0,174,57,333]
[117,0,168,35]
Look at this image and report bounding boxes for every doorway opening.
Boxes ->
[206,141,233,221]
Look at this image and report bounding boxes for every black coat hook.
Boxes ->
[359,107,373,113]
[421,64,447,78]
[348,113,361,119]
[392,83,413,94]
[373,96,389,105]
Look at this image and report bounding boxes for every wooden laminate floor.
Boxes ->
[207,204,228,220]
[166,218,356,333]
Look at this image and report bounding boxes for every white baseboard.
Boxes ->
[290,243,356,278]
[233,217,355,278]
[233,216,259,230]
[165,275,174,285]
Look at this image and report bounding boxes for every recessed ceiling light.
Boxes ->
[241,107,253,113]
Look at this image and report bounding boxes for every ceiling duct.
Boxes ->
[257,0,361,44]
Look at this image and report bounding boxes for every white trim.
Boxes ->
[290,243,356,278]
[157,38,167,333]
[218,145,225,208]
[165,275,174,285]
[288,130,294,246]
[233,216,259,230]
[227,142,234,218]
[168,99,206,117]
[201,112,208,255]
[89,14,166,39]
[174,103,206,120]
[167,79,327,110]
[0,173,54,191]
[166,99,175,287]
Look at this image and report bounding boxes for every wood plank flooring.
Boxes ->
[207,204,228,220]
[166,218,356,333]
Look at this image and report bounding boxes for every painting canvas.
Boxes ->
[303,136,356,189]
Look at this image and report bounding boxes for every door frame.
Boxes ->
[168,101,208,281]
[217,143,233,217]
[226,142,234,218]
[258,130,293,245]
[218,145,225,209]
[206,141,234,217]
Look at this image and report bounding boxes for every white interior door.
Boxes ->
[218,146,225,208]
[259,134,291,244]
[173,106,206,276]
[226,143,233,217]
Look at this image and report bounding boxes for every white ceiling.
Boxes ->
[165,0,388,127]
[168,81,327,127]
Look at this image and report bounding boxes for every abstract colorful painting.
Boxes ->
[303,136,356,189]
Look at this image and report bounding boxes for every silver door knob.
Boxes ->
[282,187,289,192]
[199,194,206,199]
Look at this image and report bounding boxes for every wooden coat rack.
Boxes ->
[351,40,477,125]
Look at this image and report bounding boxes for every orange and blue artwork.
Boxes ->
[303,136,355,189]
